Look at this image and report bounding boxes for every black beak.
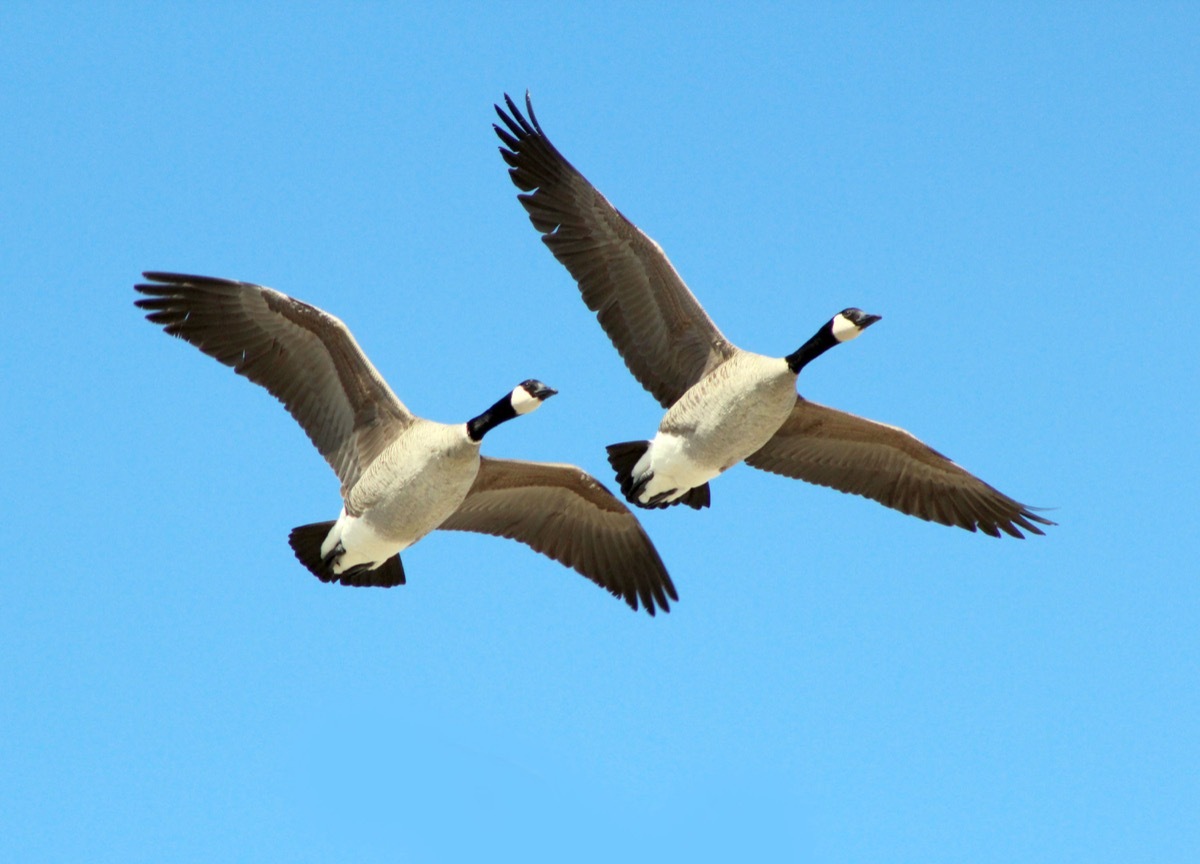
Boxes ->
[521,379,558,400]
[860,313,882,329]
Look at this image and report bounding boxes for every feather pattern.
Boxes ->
[495,93,736,408]
[745,398,1054,537]
[495,93,1052,538]
[440,457,677,614]
[136,272,414,495]
[137,272,678,610]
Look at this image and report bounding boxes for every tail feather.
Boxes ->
[288,520,338,581]
[288,521,406,587]
[677,482,711,510]
[606,440,650,502]
[335,557,405,587]
[605,440,712,510]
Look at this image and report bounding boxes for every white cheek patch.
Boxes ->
[511,386,542,415]
[831,313,863,342]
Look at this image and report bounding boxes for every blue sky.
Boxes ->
[3,3,1197,861]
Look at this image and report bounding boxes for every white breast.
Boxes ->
[632,352,797,505]
[324,421,481,572]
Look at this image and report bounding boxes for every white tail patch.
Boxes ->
[322,508,406,574]
[636,433,721,504]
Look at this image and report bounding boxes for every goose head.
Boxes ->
[467,379,558,441]
[511,378,558,414]
[830,308,883,342]
[786,308,881,374]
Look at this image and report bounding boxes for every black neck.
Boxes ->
[785,322,839,374]
[466,392,518,442]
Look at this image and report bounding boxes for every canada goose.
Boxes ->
[494,93,1053,538]
[135,272,677,613]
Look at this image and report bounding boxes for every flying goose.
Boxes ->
[135,272,677,613]
[494,93,1053,538]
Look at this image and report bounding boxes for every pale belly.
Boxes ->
[323,433,479,573]
[634,358,796,505]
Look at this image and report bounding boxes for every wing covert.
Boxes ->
[745,397,1054,538]
[495,92,736,408]
[438,456,677,614]
[135,272,414,493]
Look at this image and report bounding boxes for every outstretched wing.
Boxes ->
[438,456,678,614]
[745,398,1054,538]
[135,272,414,494]
[495,92,737,408]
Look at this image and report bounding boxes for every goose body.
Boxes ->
[136,272,677,613]
[324,421,482,574]
[495,93,1052,538]
[625,352,798,507]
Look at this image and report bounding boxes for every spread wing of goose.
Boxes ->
[135,272,676,614]
[495,93,1052,539]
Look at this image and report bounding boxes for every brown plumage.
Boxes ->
[440,458,673,613]
[495,93,1053,538]
[136,271,678,612]
[743,399,1050,538]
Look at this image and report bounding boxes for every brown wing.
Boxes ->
[438,457,678,615]
[135,272,414,494]
[745,397,1054,538]
[495,92,737,409]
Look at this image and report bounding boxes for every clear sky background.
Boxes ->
[3,3,1197,862]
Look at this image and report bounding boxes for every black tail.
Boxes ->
[287,521,406,587]
[288,521,338,580]
[675,483,711,510]
[605,441,711,511]
[606,440,650,502]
